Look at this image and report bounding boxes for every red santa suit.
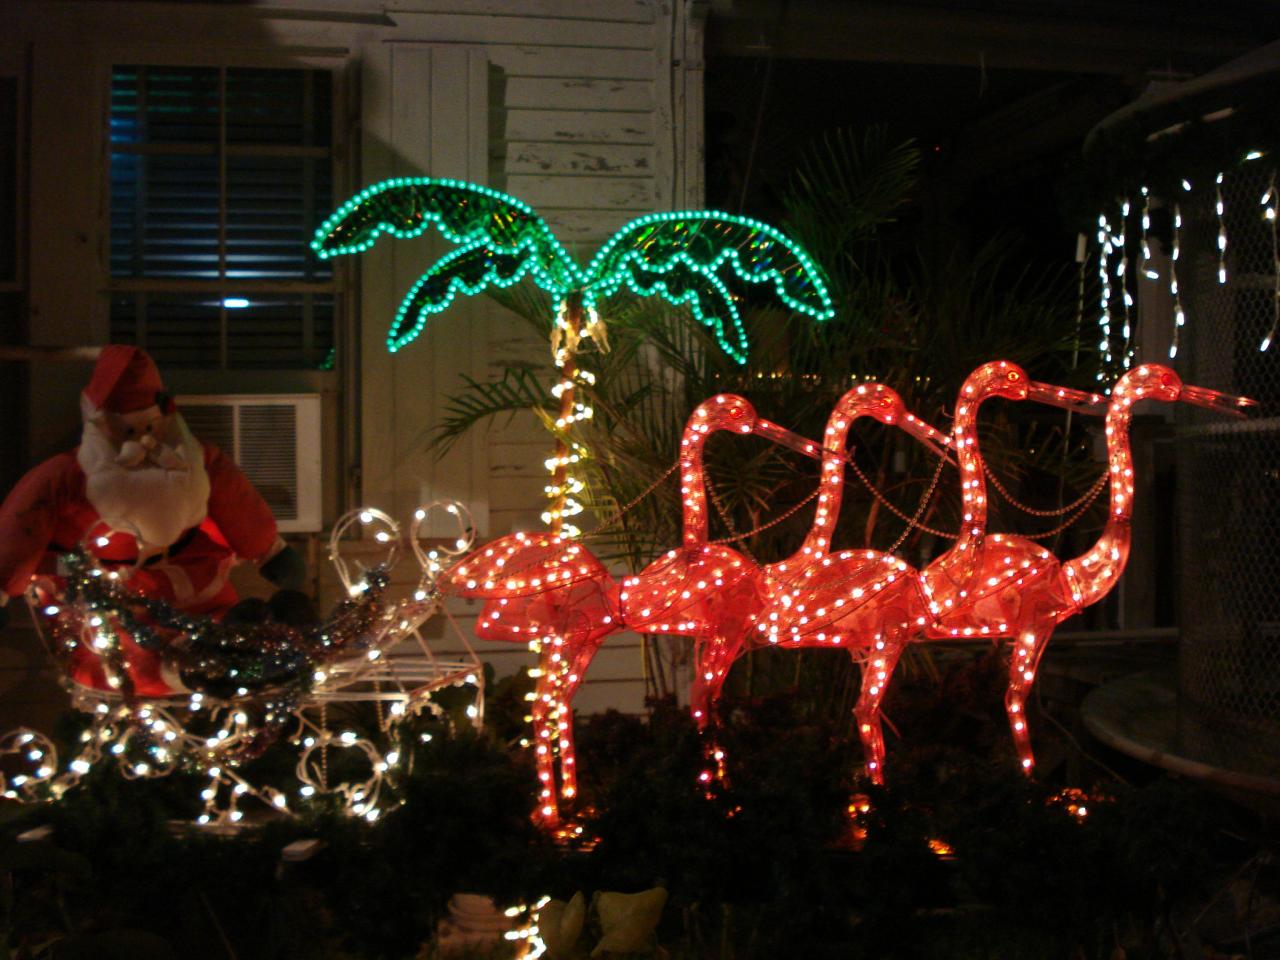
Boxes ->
[0,346,292,695]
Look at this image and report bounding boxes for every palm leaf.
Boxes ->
[428,367,551,457]
[310,177,579,288]
[783,125,920,256]
[606,258,754,363]
[390,239,564,351]
[582,212,836,365]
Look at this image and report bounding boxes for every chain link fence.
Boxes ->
[1176,160,1280,778]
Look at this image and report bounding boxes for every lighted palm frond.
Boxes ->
[390,240,557,351]
[311,178,580,351]
[584,212,836,365]
[311,178,577,274]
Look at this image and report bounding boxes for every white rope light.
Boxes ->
[1169,199,1185,359]
[1262,169,1278,352]
[1096,212,1114,382]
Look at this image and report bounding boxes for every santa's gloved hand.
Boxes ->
[268,589,319,627]
[223,597,271,626]
[260,544,306,592]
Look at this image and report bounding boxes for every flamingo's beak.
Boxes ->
[754,418,829,461]
[1180,384,1258,419]
[899,413,953,462]
[1027,381,1108,414]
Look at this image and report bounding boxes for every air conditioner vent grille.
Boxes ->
[176,393,321,533]
[180,405,234,453]
[239,405,299,520]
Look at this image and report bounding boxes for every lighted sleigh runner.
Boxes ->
[3,501,484,826]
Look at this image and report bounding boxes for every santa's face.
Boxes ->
[100,404,178,445]
[97,404,187,466]
[77,409,211,554]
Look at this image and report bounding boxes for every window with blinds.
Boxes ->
[108,65,337,370]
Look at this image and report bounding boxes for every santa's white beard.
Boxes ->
[78,415,211,553]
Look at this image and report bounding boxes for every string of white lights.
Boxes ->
[1215,172,1229,285]
[1262,169,1278,352]
[1117,198,1133,366]
[1140,186,1158,281]
[1169,200,1185,360]
[1096,211,1114,382]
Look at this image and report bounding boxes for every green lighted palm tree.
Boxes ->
[312,177,835,534]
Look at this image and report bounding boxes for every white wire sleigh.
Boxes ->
[1,500,485,828]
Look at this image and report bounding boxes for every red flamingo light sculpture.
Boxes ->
[619,394,827,729]
[446,397,824,825]
[704,383,951,783]
[918,362,1253,773]
[446,533,618,824]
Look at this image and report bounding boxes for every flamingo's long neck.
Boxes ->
[680,396,753,547]
[951,379,994,556]
[796,388,887,558]
[1062,382,1139,610]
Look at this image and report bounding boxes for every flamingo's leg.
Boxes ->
[1004,604,1058,774]
[852,621,907,785]
[690,633,744,786]
[700,645,737,717]
[530,645,562,826]
[689,633,738,731]
[553,638,601,803]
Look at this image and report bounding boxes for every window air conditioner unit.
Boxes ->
[176,394,322,533]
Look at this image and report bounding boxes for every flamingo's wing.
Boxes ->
[475,576,620,645]
[447,533,609,599]
[924,536,1068,635]
[753,551,913,646]
[583,211,836,365]
[621,545,760,634]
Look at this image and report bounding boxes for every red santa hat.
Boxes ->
[81,345,174,420]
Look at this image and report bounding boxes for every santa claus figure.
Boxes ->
[0,345,307,652]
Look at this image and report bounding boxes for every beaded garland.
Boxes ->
[49,549,391,701]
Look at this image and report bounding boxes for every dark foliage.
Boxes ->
[0,665,1263,959]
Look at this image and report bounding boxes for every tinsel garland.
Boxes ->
[52,551,393,700]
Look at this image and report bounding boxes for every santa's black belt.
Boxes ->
[53,526,201,566]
